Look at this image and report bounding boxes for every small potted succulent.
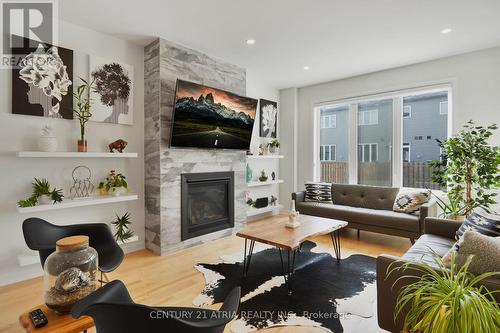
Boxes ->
[18,178,64,207]
[267,139,280,154]
[104,170,128,196]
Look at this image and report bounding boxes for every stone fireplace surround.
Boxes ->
[144,38,247,254]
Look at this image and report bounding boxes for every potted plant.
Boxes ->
[429,121,500,216]
[259,170,268,182]
[97,182,107,196]
[267,139,280,154]
[431,190,470,221]
[112,212,134,243]
[18,178,64,207]
[71,78,95,152]
[104,170,128,196]
[389,252,500,332]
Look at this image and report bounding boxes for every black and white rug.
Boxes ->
[193,241,381,333]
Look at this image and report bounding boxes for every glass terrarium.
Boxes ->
[43,235,98,313]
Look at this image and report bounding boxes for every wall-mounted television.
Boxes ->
[170,79,257,150]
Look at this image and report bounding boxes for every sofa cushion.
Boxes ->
[295,201,419,233]
[402,234,455,267]
[393,189,431,214]
[456,206,500,240]
[331,183,399,210]
[304,182,332,202]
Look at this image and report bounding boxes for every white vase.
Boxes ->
[286,199,301,228]
[38,195,52,205]
[111,187,127,196]
[38,136,58,152]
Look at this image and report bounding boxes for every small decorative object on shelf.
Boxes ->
[112,212,134,243]
[108,139,128,153]
[104,170,128,196]
[270,195,278,206]
[71,78,95,152]
[70,166,95,199]
[38,125,58,152]
[254,197,269,209]
[267,139,280,155]
[43,235,97,314]
[259,170,268,182]
[246,164,253,183]
[271,171,276,180]
[97,182,106,196]
[246,150,253,156]
[246,198,254,207]
[258,143,266,156]
[286,199,300,228]
[18,178,64,208]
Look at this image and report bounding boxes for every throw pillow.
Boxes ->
[393,189,431,214]
[304,182,332,202]
[455,231,500,275]
[455,206,500,240]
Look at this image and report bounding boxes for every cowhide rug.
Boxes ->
[194,241,382,333]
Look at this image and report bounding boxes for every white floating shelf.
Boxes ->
[247,179,284,187]
[117,235,139,245]
[246,204,283,217]
[17,194,139,213]
[17,152,138,158]
[246,155,284,159]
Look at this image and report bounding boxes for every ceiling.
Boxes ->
[59,0,500,90]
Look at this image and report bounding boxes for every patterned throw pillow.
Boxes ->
[455,206,500,240]
[393,189,431,214]
[304,182,332,202]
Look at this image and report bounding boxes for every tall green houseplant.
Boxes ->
[72,78,95,152]
[429,120,500,215]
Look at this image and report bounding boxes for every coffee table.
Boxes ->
[236,214,348,294]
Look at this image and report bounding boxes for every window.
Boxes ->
[320,145,336,161]
[403,105,412,118]
[358,143,378,162]
[358,109,379,125]
[440,101,448,115]
[403,143,411,162]
[320,114,337,128]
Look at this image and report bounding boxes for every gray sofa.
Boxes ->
[377,217,500,332]
[292,183,437,242]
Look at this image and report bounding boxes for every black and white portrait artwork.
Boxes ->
[12,36,74,119]
[90,56,134,125]
[259,99,278,138]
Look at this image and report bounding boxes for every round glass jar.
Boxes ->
[43,235,98,313]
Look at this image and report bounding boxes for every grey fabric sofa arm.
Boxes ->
[424,217,462,239]
[292,191,305,203]
[418,198,437,235]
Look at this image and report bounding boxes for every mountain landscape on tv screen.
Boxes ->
[171,80,257,149]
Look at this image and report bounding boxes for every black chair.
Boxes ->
[22,217,124,283]
[72,280,241,333]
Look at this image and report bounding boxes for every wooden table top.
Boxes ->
[19,304,94,333]
[236,214,348,250]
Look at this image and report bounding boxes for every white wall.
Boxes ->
[0,20,145,285]
[280,46,500,195]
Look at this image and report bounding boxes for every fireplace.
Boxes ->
[181,172,235,241]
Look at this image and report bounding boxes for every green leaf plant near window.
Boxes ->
[429,120,500,218]
[388,252,500,333]
[18,178,64,207]
[112,212,134,243]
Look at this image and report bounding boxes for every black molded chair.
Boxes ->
[72,280,241,333]
[22,217,124,281]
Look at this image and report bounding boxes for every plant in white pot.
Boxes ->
[104,170,128,196]
[267,139,280,155]
[18,178,64,207]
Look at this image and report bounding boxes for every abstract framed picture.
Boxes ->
[89,56,134,125]
[11,35,74,119]
[259,99,278,138]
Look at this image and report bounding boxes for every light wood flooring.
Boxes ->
[0,215,411,332]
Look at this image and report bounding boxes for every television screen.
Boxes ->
[170,79,257,150]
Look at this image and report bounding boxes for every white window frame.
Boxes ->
[358,143,378,162]
[440,101,448,115]
[403,105,412,118]
[402,142,411,162]
[358,109,378,126]
[320,144,336,161]
[320,114,337,129]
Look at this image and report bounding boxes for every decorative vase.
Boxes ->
[111,187,127,196]
[246,164,253,183]
[98,188,107,196]
[77,139,87,152]
[39,136,58,152]
[269,146,279,154]
[43,236,97,313]
[38,195,52,205]
[286,199,301,228]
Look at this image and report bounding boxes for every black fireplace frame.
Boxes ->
[181,171,234,241]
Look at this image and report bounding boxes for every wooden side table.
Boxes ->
[19,304,94,333]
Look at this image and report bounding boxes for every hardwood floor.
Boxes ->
[0,215,410,333]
